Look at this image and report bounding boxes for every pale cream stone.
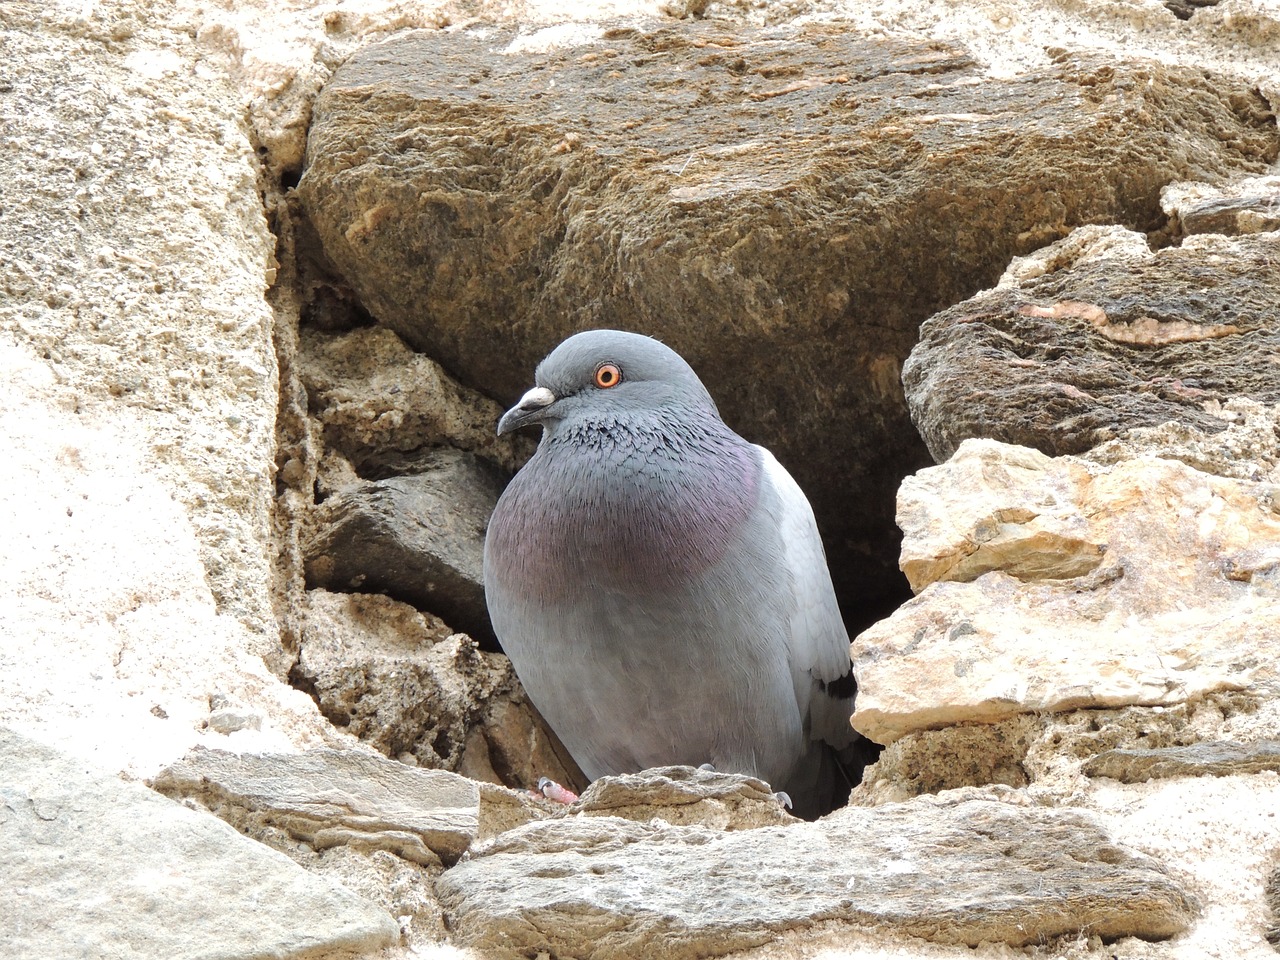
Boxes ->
[855,439,1280,746]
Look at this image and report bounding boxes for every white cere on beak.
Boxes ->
[517,386,556,410]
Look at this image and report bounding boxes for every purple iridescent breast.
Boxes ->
[487,417,761,601]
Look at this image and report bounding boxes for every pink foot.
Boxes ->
[534,777,579,804]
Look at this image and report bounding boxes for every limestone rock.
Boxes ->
[1,727,398,960]
[1084,739,1280,782]
[853,717,1036,801]
[0,342,339,775]
[570,765,794,829]
[475,781,560,841]
[894,441,1104,593]
[205,692,266,735]
[0,4,345,781]
[1163,175,1280,237]
[853,693,1266,803]
[903,228,1280,463]
[852,437,1280,745]
[1083,396,1280,483]
[298,23,1274,621]
[151,744,480,867]
[308,845,447,946]
[303,449,502,643]
[436,796,1195,957]
[459,692,588,796]
[299,324,533,476]
[1,2,288,654]
[293,590,584,792]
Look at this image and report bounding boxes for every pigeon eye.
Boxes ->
[594,362,622,389]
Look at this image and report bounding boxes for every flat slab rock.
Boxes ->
[299,22,1275,618]
[151,744,480,867]
[0,728,398,960]
[904,228,1280,462]
[436,796,1195,958]
[853,437,1280,744]
[1085,739,1280,783]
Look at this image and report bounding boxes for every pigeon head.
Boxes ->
[497,330,720,436]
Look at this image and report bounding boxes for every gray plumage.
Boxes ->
[483,330,857,816]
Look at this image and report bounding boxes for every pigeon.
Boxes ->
[483,330,858,817]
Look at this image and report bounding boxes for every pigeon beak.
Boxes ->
[497,386,557,436]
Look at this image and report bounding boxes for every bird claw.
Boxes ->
[535,777,580,804]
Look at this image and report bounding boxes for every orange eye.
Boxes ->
[594,362,622,389]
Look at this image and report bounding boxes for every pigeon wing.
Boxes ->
[757,447,858,750]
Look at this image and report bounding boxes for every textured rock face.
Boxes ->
[1084,740,1280,782]
[298,23,1274,620]
[0,2,339,779]
[298,325,533,477]
[568,765,795,829]
[1,728,399,960]
[903,228,1280,462]
[303,450,504,643]
[1163,175,1280,237]
[853,691,1280,803]
[293,589,584,791]
[852,437,1280,745]
[1,1,285,652]
[8,1,1280,958]
[437,796,1196,958]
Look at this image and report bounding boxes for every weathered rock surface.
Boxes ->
[1084,739,1280,783]
[569,765,794,829]
[1163,174,1280,237]
[0,342,339,774]
[1,1,289,654]
[7,0,1280,958]
[853,692,1280,803]
[437,796,1195,957]
[0,1,347,782]
[1083,396,1280,484]
[1,727,398,959]
[472,766,794,841]
[151,744,480,866]
[293,589,584,791]
[299,325,533,476]
[298,22,1274,621]
[854,717,1037,800]
[303,449,502,643]
[903,228,1280,463]
[852,437,1280,745]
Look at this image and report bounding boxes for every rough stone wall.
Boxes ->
[0,0,336,771]
[2,1,280,646]
[4,0,1280,959]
